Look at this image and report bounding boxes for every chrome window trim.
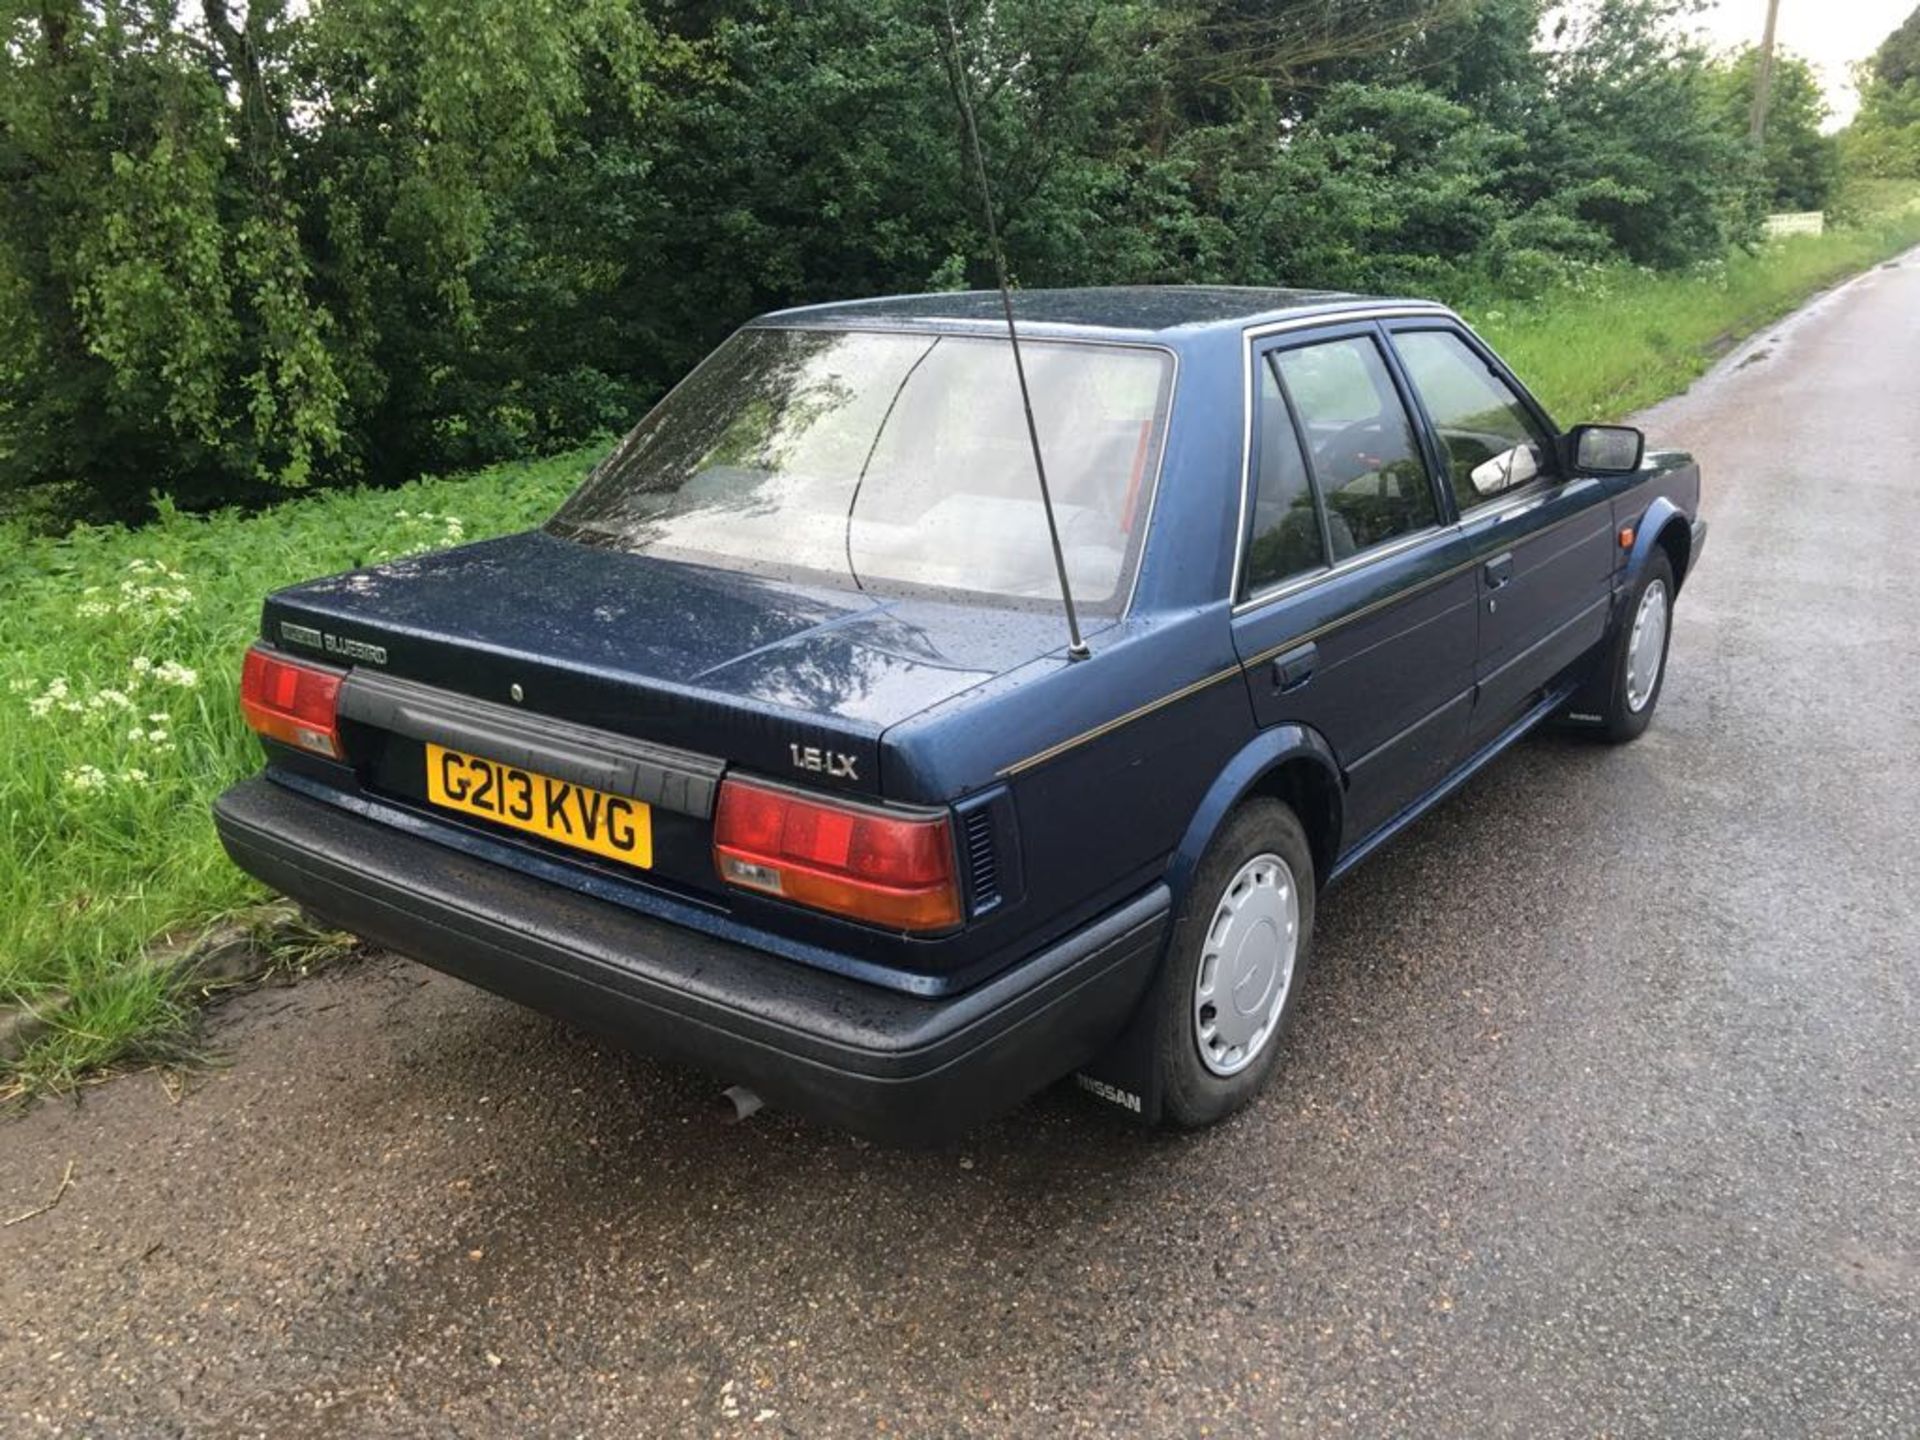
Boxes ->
[1231,522,1446,617]
[1232,304,1454,616]
[1228,305,1451,610]
[1456,477,1553,528]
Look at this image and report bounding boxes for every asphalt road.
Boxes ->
[5,258,1919,1439]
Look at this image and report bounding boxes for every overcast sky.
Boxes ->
[1688,0,1914,127]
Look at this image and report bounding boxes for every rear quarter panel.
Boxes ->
[883,609,1256,971]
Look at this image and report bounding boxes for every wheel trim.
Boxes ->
[1625,578,1669,714]
[1193,852,1299,1077]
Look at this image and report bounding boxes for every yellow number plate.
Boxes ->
[424,743,652,869]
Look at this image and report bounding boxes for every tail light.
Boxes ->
[713,777,961,932]
[240,645,347,759]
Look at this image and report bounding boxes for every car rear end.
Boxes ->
[213,319,1179,1140]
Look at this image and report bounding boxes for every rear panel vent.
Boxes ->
[961,807,1001,913]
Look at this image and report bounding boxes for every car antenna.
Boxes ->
[936,1,1091,661]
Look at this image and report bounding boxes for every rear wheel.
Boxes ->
[1156,799,1316,1129]
[1601,552,1675,743]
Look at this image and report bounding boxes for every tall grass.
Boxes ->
[1467,186,1920,423]
[4,189,1919,1089]
[0,451,592,1089]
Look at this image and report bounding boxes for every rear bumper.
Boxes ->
[212,777,1169,1143]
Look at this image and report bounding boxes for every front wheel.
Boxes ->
[1600,552,1675,743]
[1155,799,1316,1129]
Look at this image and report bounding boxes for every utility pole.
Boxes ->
[1748,0,1782,144]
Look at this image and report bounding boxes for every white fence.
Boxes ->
[1764,211,1825,239]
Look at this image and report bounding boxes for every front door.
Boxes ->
[1386,324,1617,748]
[1230,327,1478,845]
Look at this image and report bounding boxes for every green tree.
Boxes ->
[1713,47,1838,211]
[0,0,1803,528]
[1841,5,1920,178]
[0,0,677,519]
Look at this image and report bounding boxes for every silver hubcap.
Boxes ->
[1625,579,1669,713]
[1193,852,1299,1077]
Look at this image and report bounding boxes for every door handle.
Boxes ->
[1271,642,1318,693]
[1483,552,1515,591]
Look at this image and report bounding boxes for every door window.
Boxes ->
[1393,329,1554,513]
[1273,338,1438,559]
[1243,358,1327,595]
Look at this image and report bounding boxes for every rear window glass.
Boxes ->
[549,327,1174,608]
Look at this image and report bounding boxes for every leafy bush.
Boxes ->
[0,0,1799,527]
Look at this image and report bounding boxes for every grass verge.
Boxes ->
[0,451,592,1093]
[1464,182,1920,423]
[4,188,1919,1091]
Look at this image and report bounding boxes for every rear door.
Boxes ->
[1386,323,1617,749]
[1230,324,1477,844]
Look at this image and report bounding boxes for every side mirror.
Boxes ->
[1569,423,1645,475]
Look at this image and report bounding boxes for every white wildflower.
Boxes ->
[152,661,198,688]
[8,676,35,694]
[147,711,170,723]
[76,600,113,619]
[131,656,154,674]
[119,767,150,784]
[63,764,107,791]
[29,677,71,719]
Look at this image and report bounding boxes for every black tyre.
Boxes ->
[1600,551,1675,743]
[1155,798,1316,1129]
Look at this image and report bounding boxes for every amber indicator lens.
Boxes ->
[239,646,346,759]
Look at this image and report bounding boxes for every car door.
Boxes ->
[1386,323,1617,750]
[1231,324,1478,845]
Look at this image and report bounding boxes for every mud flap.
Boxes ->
[1555,582,1627,728]
[1071,970,1165,1125]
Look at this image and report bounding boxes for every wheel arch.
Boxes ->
[1167,724,1344,902]
[1628,496,1693,593]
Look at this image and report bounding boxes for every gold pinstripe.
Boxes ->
[999,502,1618,777]
[998,664,1243,777]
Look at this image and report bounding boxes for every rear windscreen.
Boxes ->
[547,327,1173,608]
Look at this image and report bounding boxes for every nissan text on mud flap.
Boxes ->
[215,287,1705,1142]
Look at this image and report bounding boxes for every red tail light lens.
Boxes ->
[713,778,961,932]
[240,646,346,759]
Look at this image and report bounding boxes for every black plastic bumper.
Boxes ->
[212,778,1170,1143]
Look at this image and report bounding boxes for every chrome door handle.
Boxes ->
[1484,552,1515,590]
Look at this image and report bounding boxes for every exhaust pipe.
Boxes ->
[716,1085,763,1124]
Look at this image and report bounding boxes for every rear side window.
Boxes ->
[1273,338,1437,559]
[1244,358,1326,595]
[1393,329,1553,512]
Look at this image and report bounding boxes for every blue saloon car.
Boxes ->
[215,287,1706,1140]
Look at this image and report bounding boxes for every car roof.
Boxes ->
[753,286,1447,342]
